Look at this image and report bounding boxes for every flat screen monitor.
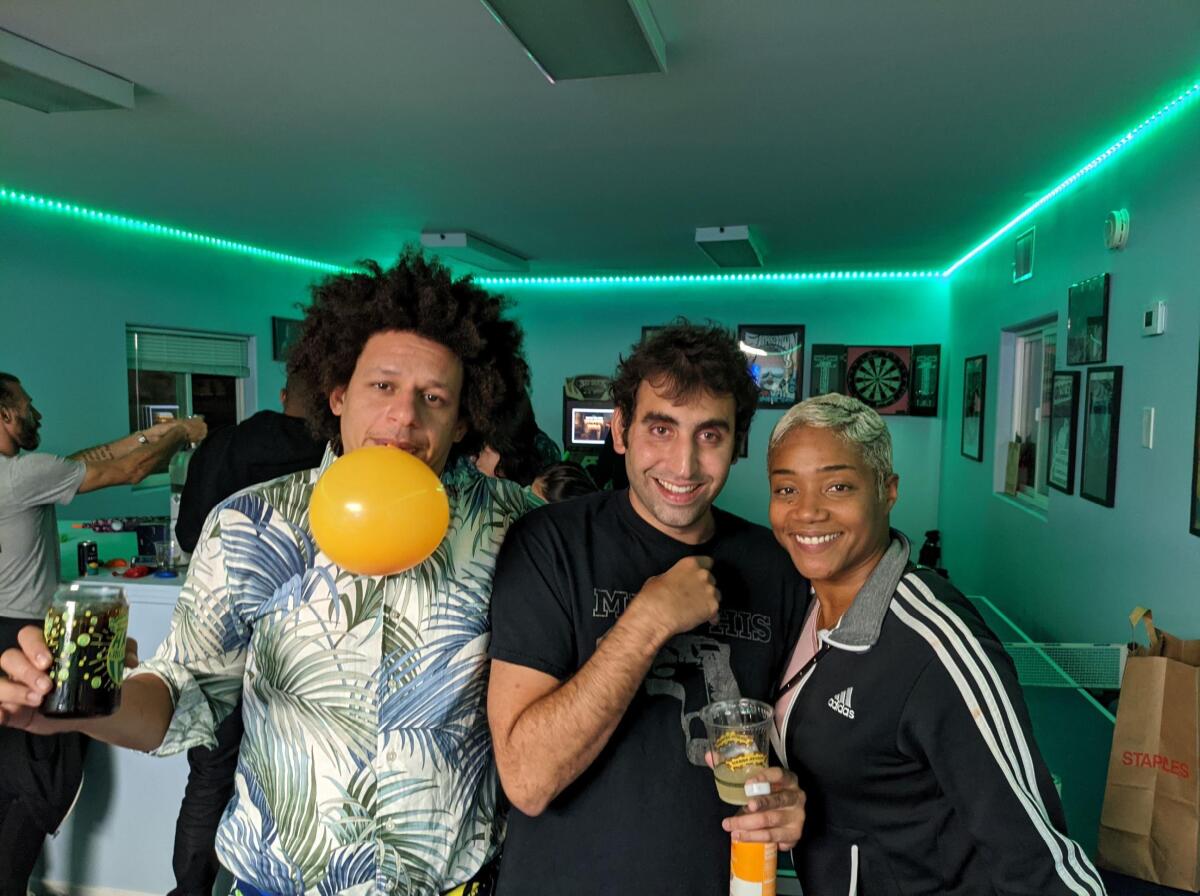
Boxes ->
[563,399,614,452]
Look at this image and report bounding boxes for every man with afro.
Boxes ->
[1,249,537,895]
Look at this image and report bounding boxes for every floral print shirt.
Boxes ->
[135,448,538,895]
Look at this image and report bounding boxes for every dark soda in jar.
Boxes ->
[41,583,129,718]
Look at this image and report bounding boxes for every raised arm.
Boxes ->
[488,556,719,816]
[75,418,207,493]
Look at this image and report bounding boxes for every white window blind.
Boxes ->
[126,326,250,377]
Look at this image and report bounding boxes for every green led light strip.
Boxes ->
[0,185,350,274]
[4,73,1199,283]
[943,78,1200,277]
[477,270,945,286]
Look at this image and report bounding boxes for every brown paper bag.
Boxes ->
[1097,607,1200,891]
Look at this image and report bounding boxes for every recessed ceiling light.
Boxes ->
[480,0,666,83]
[0,28,134,113]
[420,231,528,272]
[695,226,763,268]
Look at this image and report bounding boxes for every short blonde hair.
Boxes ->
[768,393,893,498]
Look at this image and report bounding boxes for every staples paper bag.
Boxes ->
[1097,607,1200,891]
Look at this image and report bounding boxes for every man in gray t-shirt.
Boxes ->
[0,371,206,894]
[0,452,86,619]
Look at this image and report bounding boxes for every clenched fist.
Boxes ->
[634,556,721,638]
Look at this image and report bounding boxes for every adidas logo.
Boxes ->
[827,686,855,719]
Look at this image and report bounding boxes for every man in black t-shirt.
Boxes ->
[488,323,810,896]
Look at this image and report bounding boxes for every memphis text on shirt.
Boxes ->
[1121,750,1191,779]
[591,588,772,643]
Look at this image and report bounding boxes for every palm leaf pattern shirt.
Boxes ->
[133,446,539,896]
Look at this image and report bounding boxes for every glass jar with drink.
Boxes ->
[41,582,129,718]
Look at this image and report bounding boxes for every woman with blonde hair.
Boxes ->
[767,393,1104,895]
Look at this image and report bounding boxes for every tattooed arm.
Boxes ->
[75,418,208,493]
[68,419,186,463]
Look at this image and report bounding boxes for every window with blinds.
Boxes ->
[126,325,252,432]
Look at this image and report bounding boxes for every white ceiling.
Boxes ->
[3,1,1199,273]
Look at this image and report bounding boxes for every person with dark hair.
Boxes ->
[167,369,325,896]
[531,461,596,503]
[588,428,629,490]
[1,250,537,896]
[487,322,809,896]
[174,371,325,555]
[473,394,560,487]
[0,372,205,895]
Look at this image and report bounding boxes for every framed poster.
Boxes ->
[272,316,303,362]
[1080,366,1123,507]
[1066,274,1110,365]
[1047,371,1080,494]
[846,345,912,415]
[1191,346,1200,536]
[961,355,986,461]
[1013,227,1035,283]
[910,344,941,417]
[738,325,804,410]
[809,344,846,398]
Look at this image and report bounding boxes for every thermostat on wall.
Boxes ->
[1142,300,1166,336]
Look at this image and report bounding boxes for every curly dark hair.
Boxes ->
[287,248,529,456]
[611,320,758,442]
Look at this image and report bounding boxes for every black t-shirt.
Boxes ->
[175,411,325,552]
[489,489,808,896]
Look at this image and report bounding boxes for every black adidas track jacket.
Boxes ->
[780,553,1105,895]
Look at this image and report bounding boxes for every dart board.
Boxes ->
[845,346,912,414]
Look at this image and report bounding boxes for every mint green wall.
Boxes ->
[504,279,950,534]
[1,206,325,520]
[940,110,1200,639]
[939,104,1200,854]
[4,204,952,535]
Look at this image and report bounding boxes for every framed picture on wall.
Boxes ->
[961,355,986,461]
[1191,346,1200,536]
[809,344,846,397]
[910,344,942,417]
[1080,366,1123,507]
[271,316,304,362]
[1047,371,1080,494]
[1066,274,1110,365]
[738,324,804,410]
[1013,227,1035,283]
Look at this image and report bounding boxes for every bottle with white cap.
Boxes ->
[700,698,778,896]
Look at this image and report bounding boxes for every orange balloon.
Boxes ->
[309,445,450,576]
